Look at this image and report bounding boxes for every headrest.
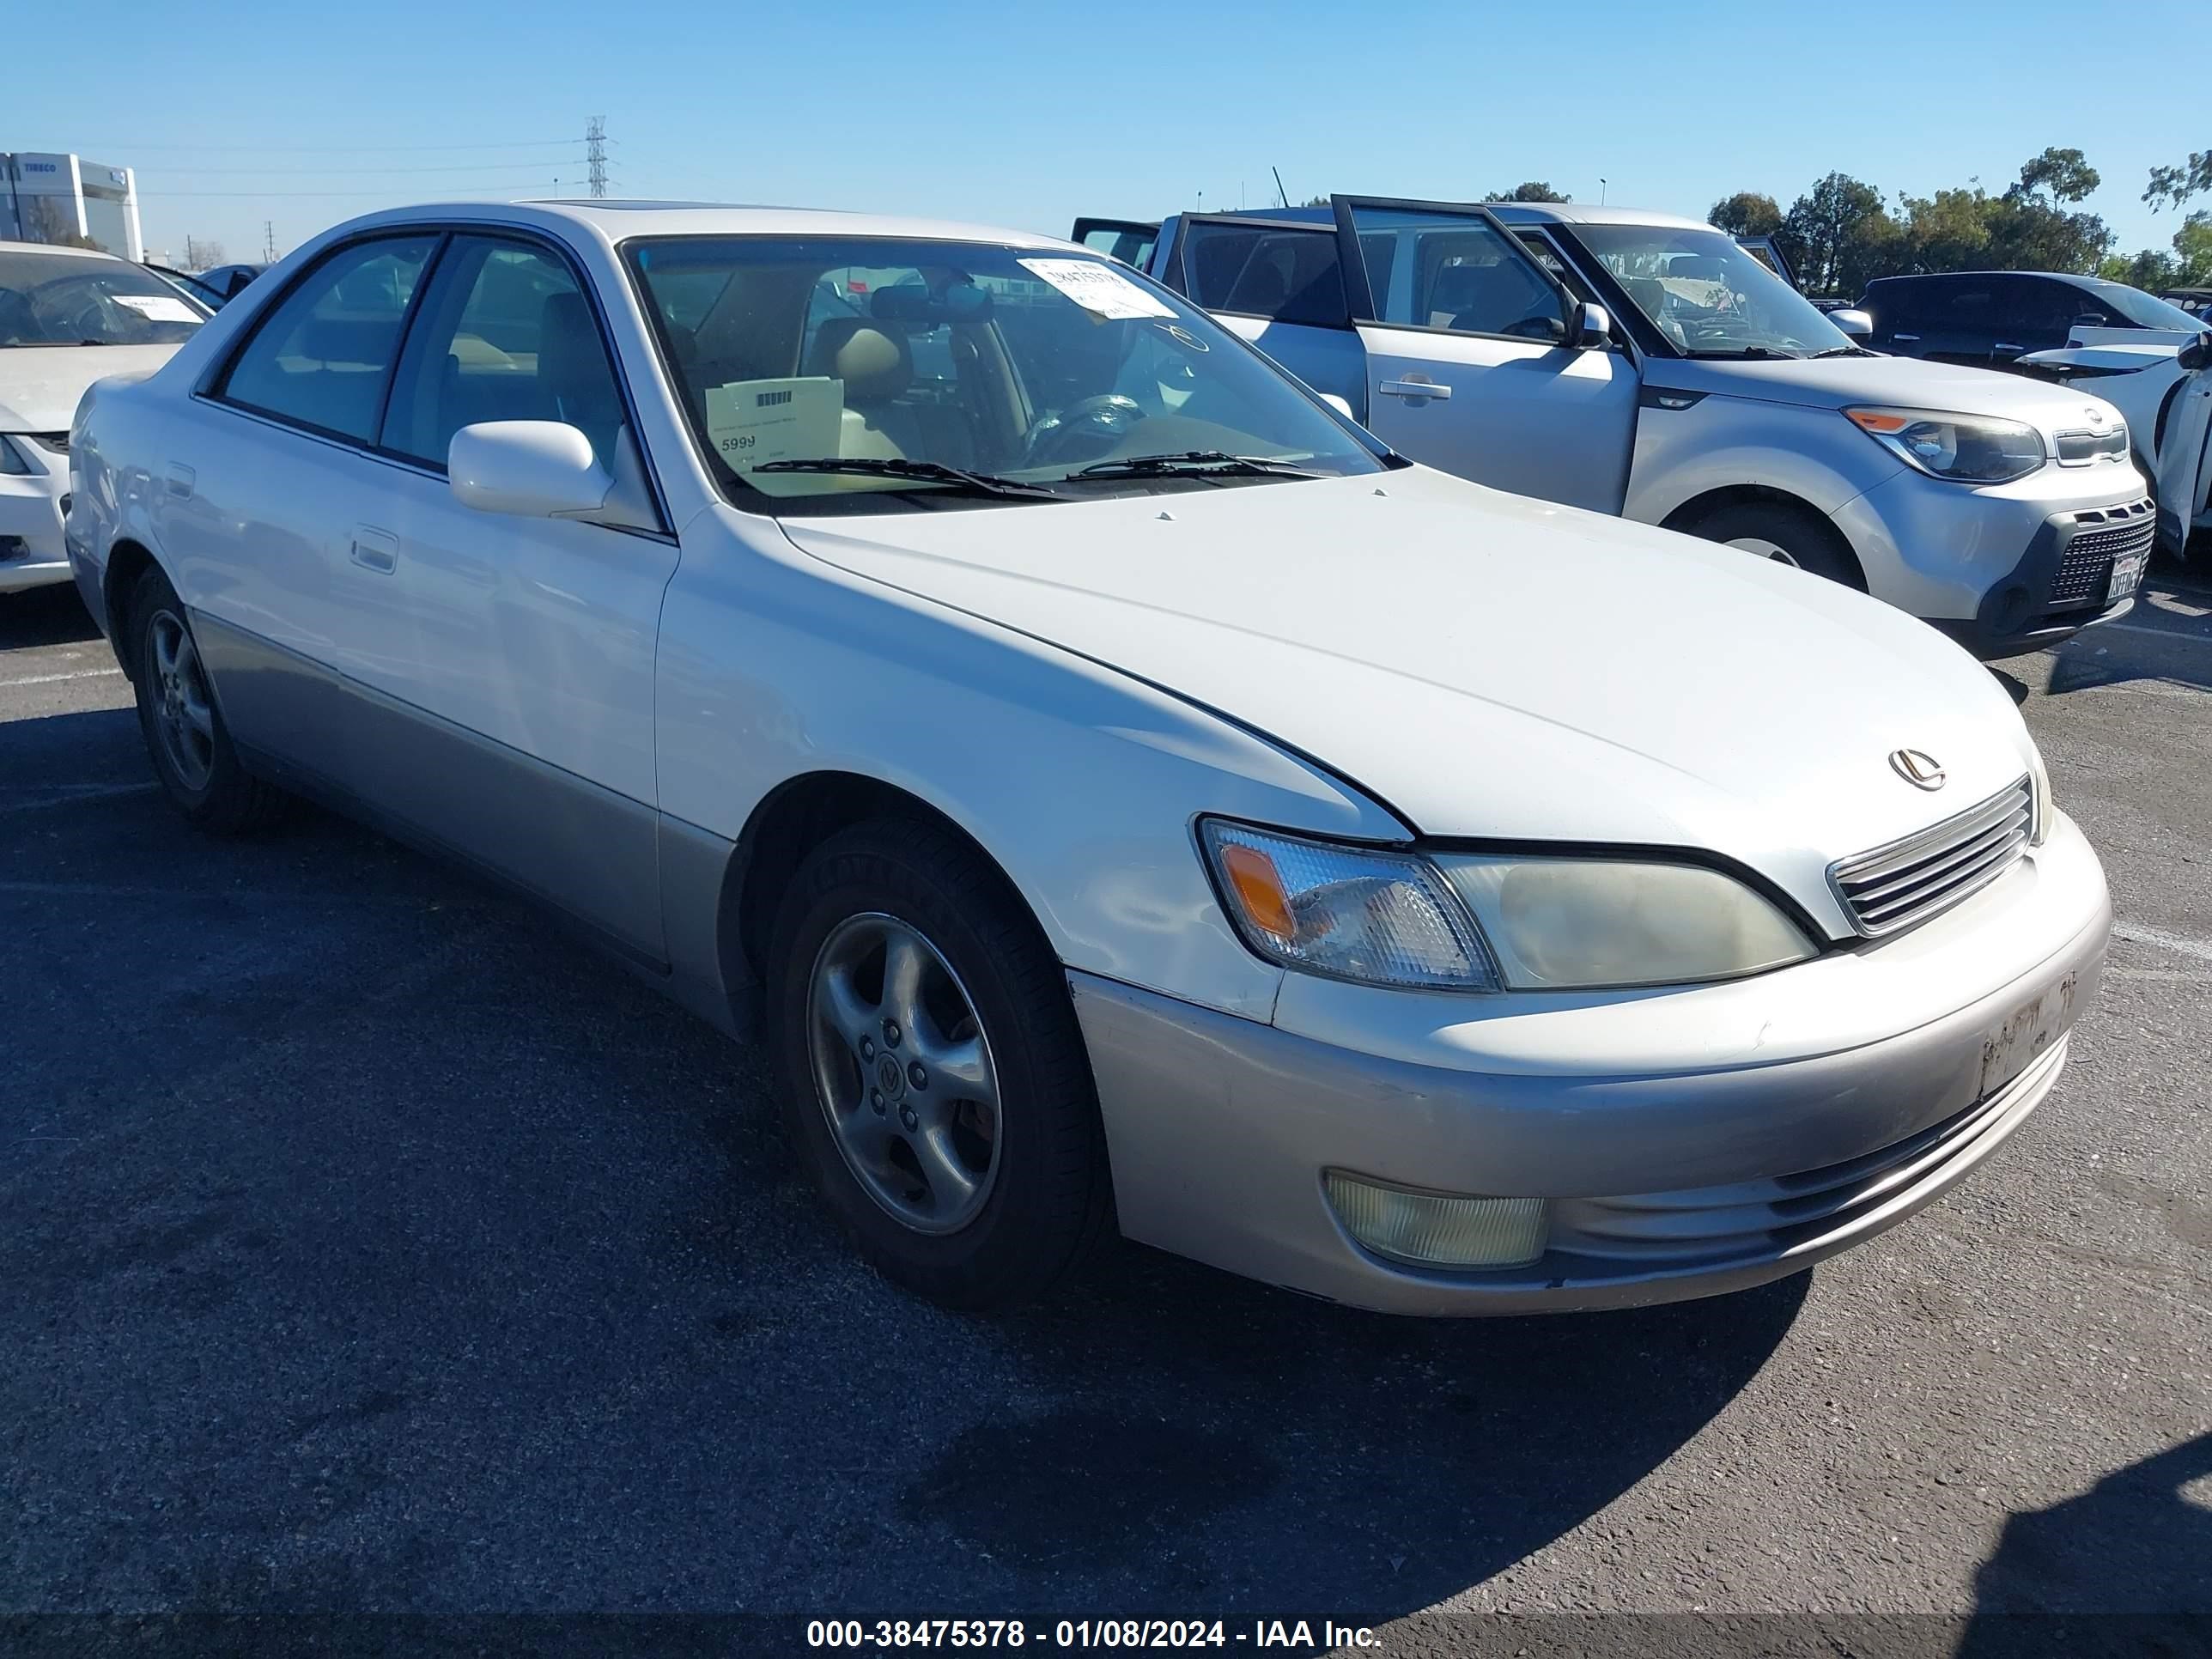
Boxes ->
[810,319,912,405]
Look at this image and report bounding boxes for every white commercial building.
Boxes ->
[3,152,144,261]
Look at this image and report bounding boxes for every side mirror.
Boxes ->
[223,270,256,299]
[1319,392,1355,421]
[449,421,611,519]
[1828,307,1875,341]
[1571,301,1615,349]
[2179,331,2212,373]
[2073,312,2108,328]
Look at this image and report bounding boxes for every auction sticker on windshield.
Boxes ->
[1018,258,1174,320]
[113,294,199,323]
[707,377,843,470]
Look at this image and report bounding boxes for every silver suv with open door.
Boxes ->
[1077,197,2156,659]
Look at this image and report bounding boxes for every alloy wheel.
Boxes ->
[148,610,216,791]
[805,912,1003,1235]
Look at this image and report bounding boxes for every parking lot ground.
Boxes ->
[3,574,2209,1651]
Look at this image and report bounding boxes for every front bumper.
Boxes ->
[1832,463,2151,658]
[0,443,71,595]
[1073,815,2110,1316]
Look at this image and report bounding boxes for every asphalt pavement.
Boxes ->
[3,572,2208,1655]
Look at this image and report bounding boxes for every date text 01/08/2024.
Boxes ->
[804,1619,1382,1650]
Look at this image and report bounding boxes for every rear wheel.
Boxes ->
[1688,501,1866,590]
[769,817,1112,1310]
[128,568,287,833]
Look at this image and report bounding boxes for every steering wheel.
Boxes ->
[1024,394,1147,467]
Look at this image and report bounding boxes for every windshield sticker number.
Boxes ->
[113,293,200,323]
[705,377,844,471]
[1017,258,1174,320]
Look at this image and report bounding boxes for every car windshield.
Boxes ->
[1565,225,1851,359]
[626,235,1385,514]
[0,249,207,347]
[2081,280,2206,332]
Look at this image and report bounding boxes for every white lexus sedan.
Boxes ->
[66,202,2112,1315]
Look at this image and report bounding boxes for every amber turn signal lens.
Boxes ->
[1219,842,1295,941]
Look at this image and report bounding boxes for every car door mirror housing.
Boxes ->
[2179,331,2212,373]
[449,421,612,520]
[1320,392,1355,421]
[1570,302,1614,349]
[1828,307,1875,341]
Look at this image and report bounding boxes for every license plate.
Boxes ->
[1978,972,2075,1099]
[2108,547,2148,603]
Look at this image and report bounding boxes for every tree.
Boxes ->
[1708,191,1782,237]
[1897,186,1993,274]
[2102,211,2212,290]
[2145,149,2212,212]
[1779,173,1897,295]
[1488,182,1567,203]
[1984,149,2110,271]
[182,237,226,271]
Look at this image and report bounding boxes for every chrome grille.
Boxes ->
[1830,776,2033,937]
[2050,512,2154,610]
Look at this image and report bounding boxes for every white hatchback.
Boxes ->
[68,201,2110,1315]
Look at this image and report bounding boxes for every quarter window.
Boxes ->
[380,236,627,469]
[217,236,434,442]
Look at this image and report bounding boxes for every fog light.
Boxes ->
[1324,1173,1548,1268]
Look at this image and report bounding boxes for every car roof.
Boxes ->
[1866,270,2090,285]
[1211,201,1714,233]
[0,239,125,261]
[320,199,1077,254]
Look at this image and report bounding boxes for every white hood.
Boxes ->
[0,345,183,433]
[1648,352,2126,445]
[778,468,2039,881]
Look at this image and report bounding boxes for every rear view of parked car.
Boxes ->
[3,240,205,597]
[1082,198,2154,658]
[66,199,2116,1320]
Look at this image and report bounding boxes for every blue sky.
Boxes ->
[13,0,2204,270]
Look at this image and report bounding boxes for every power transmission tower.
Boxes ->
[586,117,608,198]
[262,220,276,262]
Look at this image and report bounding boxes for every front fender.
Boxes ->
[1626,393,1903,529]
[654,514,1409,1021]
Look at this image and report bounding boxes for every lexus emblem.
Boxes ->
[1889,748,1947,790]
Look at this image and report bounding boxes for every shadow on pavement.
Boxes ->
[1957,1431,2212,1656]
[0,582,101,649]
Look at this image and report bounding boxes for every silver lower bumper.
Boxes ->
[1071,871,2110,1316]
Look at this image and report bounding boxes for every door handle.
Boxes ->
[1994,342,2026,355]
[165,464,195,500]
[1378,378,1451,401]
[349,526,398,574]
[1893,332,1921,343]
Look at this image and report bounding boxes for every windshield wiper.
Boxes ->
[749,458,1060,499]
[1680,345,1803,361]
[1069,450,1328,482]
[1810,344,1874,358]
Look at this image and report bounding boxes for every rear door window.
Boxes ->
[1179,222,1350,327]
[216,236,436,442]
[1341,203,1565,341]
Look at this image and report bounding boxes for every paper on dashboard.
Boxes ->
[705,377,844,470]
[1017,258,1174,320]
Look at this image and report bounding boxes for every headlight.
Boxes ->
[1199,820,1498,991]
[0,435,32,476]
[1433,855,1816,989]
[1844,405,2045,484]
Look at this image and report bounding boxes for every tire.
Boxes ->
[768,817,1112,1310]
[127,567,288,834]
[1687,501,1867,590]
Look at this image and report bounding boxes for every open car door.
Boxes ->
[1331,195,1638,514]
[1069,217,1161,270]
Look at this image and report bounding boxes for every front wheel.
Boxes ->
[1686,501,1867,590]
[768,817,1113,1310]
